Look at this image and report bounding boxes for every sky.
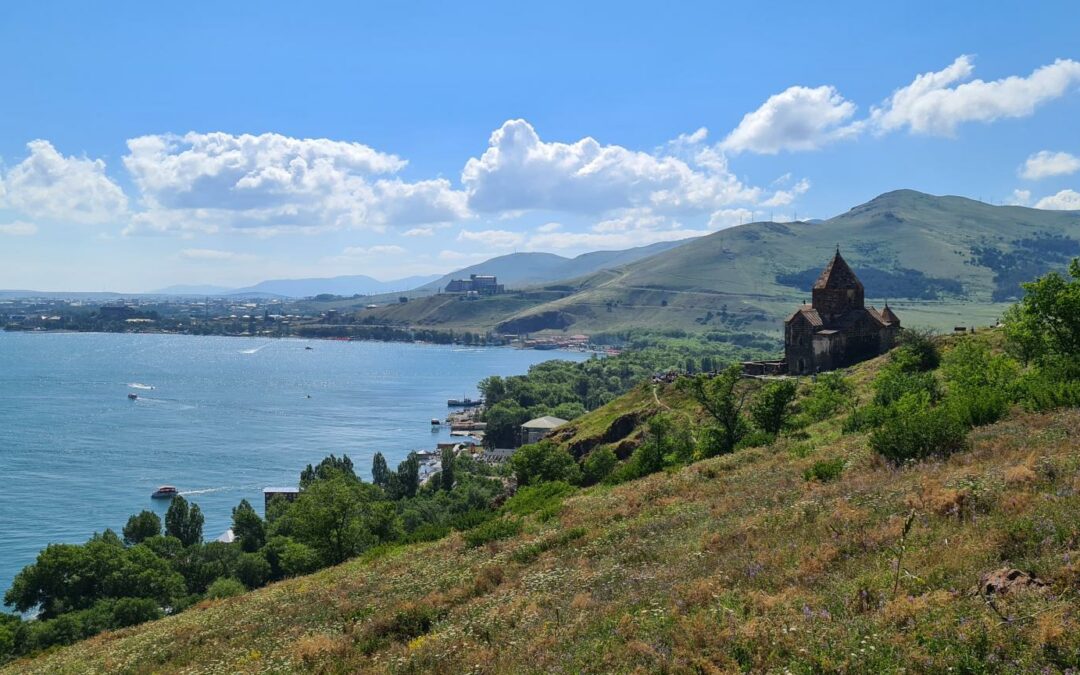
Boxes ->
[1,1,1079,292]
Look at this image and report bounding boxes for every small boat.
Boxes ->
[127,393,138,400]
[151,485,178,499]
[305,346,313,350]
[431,418,441,425]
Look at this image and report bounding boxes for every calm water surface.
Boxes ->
[0,332,587,597]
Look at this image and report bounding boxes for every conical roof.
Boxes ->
[881,303,900,324]
[813,249,863,290]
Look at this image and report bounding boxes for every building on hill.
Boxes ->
[444,274,505,295]
[521,415,568,445]
[783,249,900,375]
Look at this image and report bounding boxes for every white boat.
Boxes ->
[151,485,178,499]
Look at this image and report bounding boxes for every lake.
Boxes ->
[0,331,588,599]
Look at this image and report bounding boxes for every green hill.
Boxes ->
[9,332,1080,673]
[357,191,1080,335]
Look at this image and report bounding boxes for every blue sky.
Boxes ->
[1,1,1079,291]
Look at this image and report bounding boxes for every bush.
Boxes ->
[463,517,523,548]
[895,328,941,371]
[234,552,271,589]
[796,372,854,424]
[503,481,575,517]
[873,369,942,407]
[804,457,845,482]
[749,380,797,434]
[1018,368,1080,412]
[581,446,617,485]
[870,404,967,463]
[947,388,1010,428]
[205,577,246,599]
[509,441,581,487]
[734,429,776,450]
[109,597,163,628]
[842,404,889,433]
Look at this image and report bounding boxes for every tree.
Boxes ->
[509,441,581,486]
[234,552,271,588]
[440,447,455,492]
[231,499,265,553]
[300,454,356,488]
[371,452,390,488]
[581,446,617,485]
[393,453,420,499]
[678,365,750,457]
[749,380,797,434]
[288,474,386,565]
[122,510,162,546]
[165,496,204,547]
[1004,258,1080,367]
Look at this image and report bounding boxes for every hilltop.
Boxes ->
[355,191,1080,335]
[9,328,1080,673]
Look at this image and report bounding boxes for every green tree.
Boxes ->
[300,454,356,488]
[288,474,386,565]
[509,440,581,486]
[393,453,420,499]
[165,496,204,547]
[440,447,455,491]
[749,380,797,434]
[371,452,390,488]
[122,510,162,546]
[1004,258,1080,367]
[234,552,271,589]
[231,499,265,553]
[581,446,617,485]
[678,365,749,457]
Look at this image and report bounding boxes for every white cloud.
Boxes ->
[122,132,468,235]
[721,85,861,154]
[1034,189,1080,210]
[871,56,1080,136]
[461,119,761,215]
[0,220,38,236]
[1008,189,1032,206]
[761,178,811,207]
[457,228,525,249]
[403,226,436,237]
[178,248,254,261]
[1,140,128,224]
[1020,150,1080,180]
[341,244,407,257]
[707,208,754,229]
[536,222,562,233]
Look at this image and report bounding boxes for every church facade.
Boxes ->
[784,250,900,375]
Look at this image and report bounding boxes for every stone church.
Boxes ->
[784,249,900,375]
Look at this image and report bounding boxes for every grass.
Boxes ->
[7,339,1080,673]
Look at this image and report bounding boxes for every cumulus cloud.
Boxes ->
[1020,150,1080,180]
[178,248,254,261]
[536,222,562,233]
[871,56,1080,136]
[1,140,127,224]
[457,228,525,249]
[1034,189,1080,210]
[761,178,811,207]
[461,119,761,215]
[1008,189,1032,206]
[721,86,861,154]
[0,221,38,236]
[122,132,468,235]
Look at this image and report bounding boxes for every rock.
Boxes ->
[978,568,1045,597]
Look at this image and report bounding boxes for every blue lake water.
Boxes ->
[0,331,587,600]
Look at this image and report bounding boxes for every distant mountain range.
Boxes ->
[358,190,1080,334]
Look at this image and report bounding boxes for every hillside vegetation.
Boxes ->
[355,191,1080,335]
[5,261,1080,673]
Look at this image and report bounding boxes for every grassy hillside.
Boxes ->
[352,191,1079,336]
[11,334,1080,673]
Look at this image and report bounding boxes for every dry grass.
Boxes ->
[7,342,1080,673]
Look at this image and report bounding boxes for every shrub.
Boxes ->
[278,540,321,577]
[895,328,941,371]
[941,338,1020,394]
[463,518,522,548]
[581,446,617,485]
[205,577,246,600]
[234,552,271,589]
[947,388,1010,428]
[796,372,854,424]
[109,597,163,628]
[870,404,967,463]
[734,429,775,450]
[803,457,845,482]
[843,404,889,433]
[503,481,575,517]
[873,370,942,407]
[509,441,581,487]
[749,380,797,434]
[1018,368,1080,412]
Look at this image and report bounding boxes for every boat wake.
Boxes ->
[179,486,231,496]
[239,343,272,355]
[128,383,155,390]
